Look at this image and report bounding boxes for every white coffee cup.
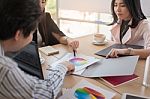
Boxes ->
[93,33,106,43]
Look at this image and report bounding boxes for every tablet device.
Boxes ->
[95,44,144,57]
[121,93,150,99]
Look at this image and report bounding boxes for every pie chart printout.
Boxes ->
[69,58,88,66]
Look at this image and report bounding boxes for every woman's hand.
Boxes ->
[106,48,130,58]
[67,38,79,50]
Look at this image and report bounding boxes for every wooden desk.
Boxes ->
[41,51,121,98]
[52,35,112,58]
[42,34,150,98]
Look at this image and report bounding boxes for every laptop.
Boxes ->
[8,41,44,79]
[95,44,144,57]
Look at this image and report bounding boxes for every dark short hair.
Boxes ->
[111,0,146,28]
[0,0,42,40]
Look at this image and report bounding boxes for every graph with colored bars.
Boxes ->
[74,87,105,99]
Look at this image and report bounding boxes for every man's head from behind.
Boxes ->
[0,0,42,52]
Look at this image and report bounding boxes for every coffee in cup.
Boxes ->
[93,33,106,43]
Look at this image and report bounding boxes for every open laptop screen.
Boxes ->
[12,42,44,79]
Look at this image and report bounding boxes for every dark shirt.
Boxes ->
[33,12,65,46]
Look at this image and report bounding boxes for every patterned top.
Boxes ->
[0,43,68,99]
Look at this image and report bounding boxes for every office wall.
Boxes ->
[58,0,111,13]
[58,0,150,17]
[141,0,150,17]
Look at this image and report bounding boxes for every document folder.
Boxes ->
[81,56,139,77]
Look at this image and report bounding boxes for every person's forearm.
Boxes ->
[42,64,68,98]
[28,64,68,99]
[59,36,69,45]
[129,48,150,59]
[52,32,68,45]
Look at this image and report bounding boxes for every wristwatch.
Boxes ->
[127,48,133,55]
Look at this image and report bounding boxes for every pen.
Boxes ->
[73,49,76,57]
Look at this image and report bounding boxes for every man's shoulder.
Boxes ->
[0,56,18,82]
[0,55,17,70]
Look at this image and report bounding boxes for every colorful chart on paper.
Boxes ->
[74,87,105,99]
[69,58,87,66]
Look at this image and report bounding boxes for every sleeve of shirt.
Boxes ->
[142,21,150,49]
[32,64,68,99]
[0,56,68,99]
[45,12,65,36]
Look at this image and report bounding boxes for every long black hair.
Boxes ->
[111,0,146,28]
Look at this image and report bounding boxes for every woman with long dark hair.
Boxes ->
[106,0,150,58]
[33,0,79,50]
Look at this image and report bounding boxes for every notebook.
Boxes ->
[101,74,139,87]
[95,44,143,57]
[10,41,44,79]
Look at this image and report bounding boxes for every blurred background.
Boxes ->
[45,0,150,39]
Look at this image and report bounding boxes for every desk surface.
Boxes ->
[41,34,150,98]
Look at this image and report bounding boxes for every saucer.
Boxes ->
[92,41,107,45]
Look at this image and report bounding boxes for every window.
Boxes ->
[45,0,113,40]
[59,10,112,39]
[45,0,57,20]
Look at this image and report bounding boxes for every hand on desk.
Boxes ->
[61,61,75,74]
[106,48,130,58]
